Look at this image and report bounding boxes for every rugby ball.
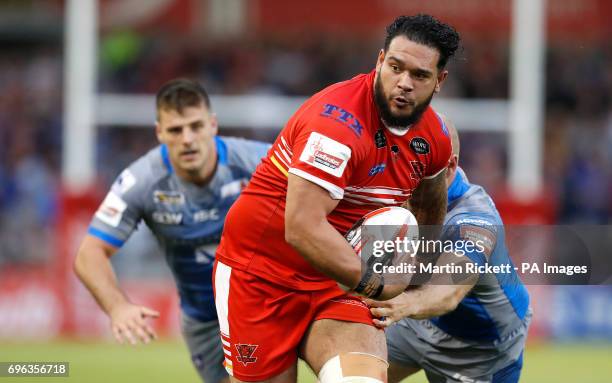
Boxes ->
[345,206,419,257]
[341,206,419,293]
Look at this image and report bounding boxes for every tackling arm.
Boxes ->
[366,252,478,326]
[367,221,498,326]
[367,281,476,326]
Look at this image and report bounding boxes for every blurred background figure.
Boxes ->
[0,1,610,382]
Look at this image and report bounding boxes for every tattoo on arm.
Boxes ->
[407,169,448,226]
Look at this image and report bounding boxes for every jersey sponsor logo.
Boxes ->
[368,163,386,176]
[315,151,342,168]
[374,129,387,148]
[95,191,127,227]
[152,211,183,224]
[409,137,430,155]
[114,169,136,194]
[299,132,351,177]
[320,103,363,136]
[193,208,220,222]
[220,178,248,199]
[235,344,258,366]
[456,217,494,227]
[154,190,185,205]
[460,224,496,257]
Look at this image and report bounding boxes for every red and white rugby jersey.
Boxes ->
[217,70,451,290]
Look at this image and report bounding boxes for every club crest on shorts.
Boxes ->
[235,344,258,366]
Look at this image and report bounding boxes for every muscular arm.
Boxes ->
[367,222,497,326]
[285,174,361,289]
[368,281,476,326]
[406,169,448,226]
[285,175,407,299]
[74,235,126,314]
[74,235,159,344]
[403,283,474,319]
[366,253,478,326]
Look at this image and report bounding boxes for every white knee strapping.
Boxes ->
[318,354,385,383]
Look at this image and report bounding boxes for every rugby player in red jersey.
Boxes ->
[214,15,461,383]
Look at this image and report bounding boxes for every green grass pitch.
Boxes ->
[1,339,611,382]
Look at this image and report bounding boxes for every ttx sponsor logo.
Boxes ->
[320,104,363,136]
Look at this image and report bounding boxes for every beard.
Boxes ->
[374,71,434,130]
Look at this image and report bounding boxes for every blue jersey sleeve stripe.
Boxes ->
[161,144,173,173]
[215,136,228,165]
[88,226,125,248]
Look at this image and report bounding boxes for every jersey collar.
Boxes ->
[161,144,173,173]
[215,136,228,165]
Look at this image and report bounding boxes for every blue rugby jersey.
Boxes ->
[88,136,270,321]
[429,168,531,342]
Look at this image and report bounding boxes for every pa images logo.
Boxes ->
[235,344,258,366]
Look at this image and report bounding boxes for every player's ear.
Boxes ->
[376,49,385,70]
[155,121,164,142]
[210,113,219,135]
[445,154,459,188]
[435,69,448,93]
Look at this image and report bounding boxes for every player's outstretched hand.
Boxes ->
[364,292,411,328]
[109,303,160,345]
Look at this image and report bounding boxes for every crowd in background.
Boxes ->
[1,31,610,264]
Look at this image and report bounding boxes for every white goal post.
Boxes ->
[63,0,545,200]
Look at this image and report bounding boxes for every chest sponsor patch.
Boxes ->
[299,132,351,177]
[320,104,363,136]
[374,129,387,148]
[95,191,127,228]
[154,190,185,205]
[460,224,496,257]
[409,137,430,155]
[152,211,183,224]
[368,163,386,176]
[194,208,220,222]
[220,178,248,199]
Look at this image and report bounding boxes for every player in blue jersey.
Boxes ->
[367,124,531,383]
[74,79,270,383]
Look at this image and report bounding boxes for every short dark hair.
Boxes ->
[156,78,211,118]
[384,14,460,70]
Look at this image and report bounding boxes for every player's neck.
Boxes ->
[383,122,412,136]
